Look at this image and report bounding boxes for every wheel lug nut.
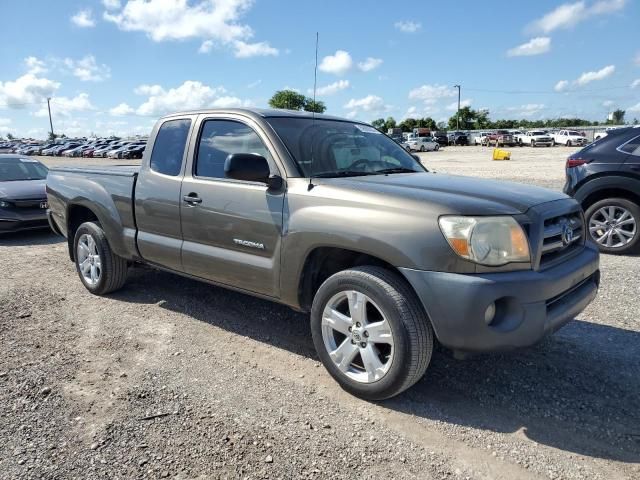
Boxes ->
[348,326,352,332]
[360,342,367,348]
[363,331,369,337]
[356,322,361,327]
[351,339,356,345]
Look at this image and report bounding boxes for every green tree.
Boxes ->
[6,133,15,140]
[303,99,326,113]
[611,109,625,124]
[268,90,307,110]
[398,118,417,132]
[371,118,386,131]
[384,116,397,131]
[436,121,447,130]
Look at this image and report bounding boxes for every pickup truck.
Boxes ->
[486,130,516,147]
[518,130,554,147]
[553,130,588,147]
[46,108,600,400]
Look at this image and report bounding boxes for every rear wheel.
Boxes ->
[585,198,640,255]
[73,222,129,295]
[311,266,433,400]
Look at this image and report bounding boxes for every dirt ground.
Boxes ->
[0,147,638,479]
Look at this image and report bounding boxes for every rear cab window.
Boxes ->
[149,119,192,176]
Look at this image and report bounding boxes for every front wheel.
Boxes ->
[585,198,640,255]
[434,144,439,151]
[74,221,129,295]
[420,145,425,152]
[566,140,572,147]
[311,266,433,400]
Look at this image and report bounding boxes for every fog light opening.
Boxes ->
[484,302,496,325]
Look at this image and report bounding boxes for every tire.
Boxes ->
[420,145,425,152]
[310,266,434,400]
[73,221,129,295]
[552,139,556,146]
[531,140,536,147]
[584,198,640,255]
[434,144,439,151]
[566,140,572,147]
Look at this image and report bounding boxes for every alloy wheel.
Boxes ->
[77,233,102,286]
[589,206,637,248]
[321,290,394,384]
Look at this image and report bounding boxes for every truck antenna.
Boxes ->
[308,31,319,191]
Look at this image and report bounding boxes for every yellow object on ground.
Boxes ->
[492,148,511,160]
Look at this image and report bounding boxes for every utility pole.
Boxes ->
[46,97,55,139]
[453,85,461,131]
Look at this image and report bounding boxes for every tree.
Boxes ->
[612,109,625,125]
[6,133,15,140]
[303,99,326,113]
[384,117,397,131]
[268,89,326,113]
[268,90,307,110]
[398,118,417,132]
[371,118,386,131]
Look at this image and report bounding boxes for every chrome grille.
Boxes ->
[540,211,584,265]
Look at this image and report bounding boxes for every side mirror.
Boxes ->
[224,153,271,183]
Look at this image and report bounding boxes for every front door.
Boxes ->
[180,116,285,297]
[135,117,193,271]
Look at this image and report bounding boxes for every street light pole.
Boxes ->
[46,97,55,139]
[453,85,461,131]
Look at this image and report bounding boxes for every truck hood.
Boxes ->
[320,172,567,215]
[0,179,47,200]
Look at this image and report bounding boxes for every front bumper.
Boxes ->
[0,209,49,233]
[399,243,599,352]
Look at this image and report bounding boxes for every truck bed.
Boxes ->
[47,165,140,261]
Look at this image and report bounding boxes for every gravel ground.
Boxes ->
[0,147,638,479]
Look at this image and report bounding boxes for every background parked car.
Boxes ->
[519,131,554,147]
[120,144,146,159]
[403,136,439,152]
[486,130,516,147]
[553,130,587,147]
[564,126,640,254]
[447,131,469,146]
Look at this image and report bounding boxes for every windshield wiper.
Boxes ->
[374,167,420,174]
[312,170,378,178]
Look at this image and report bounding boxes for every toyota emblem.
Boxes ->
[561,224,574,246]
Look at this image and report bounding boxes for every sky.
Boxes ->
[0,0,639,139]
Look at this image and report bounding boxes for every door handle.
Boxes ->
[183,194,202,205]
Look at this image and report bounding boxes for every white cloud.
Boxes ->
[343,95,389,119]
[506,37,551,57]
[530,0,626,34]
[198,40,214,54]
[602,100,614,107]
[446,99,472,110]
[24,57,47,75]
[102,0,121,9]
[64,55,111,82]
[408,84,456,104]
[318,50,353,75]
[507,103,546,117]
[575,64,615,86]
[630,79,640,89]
[211,96,247,107]
[247,79,261,88]
[103,0,277,56]
[0,74,60,107]
[71,9,96,28]
[232,40,278,58]
[394,20,421,33]
[554,80,570,91]
[109,103,135,116]
[357,57,383,72]
[309,80,349,96]
[35,93,95,118]
[135,80,227,116]
[628,102,640,112]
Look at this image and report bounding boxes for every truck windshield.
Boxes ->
[266,117,424,177]
[0,158,48,181]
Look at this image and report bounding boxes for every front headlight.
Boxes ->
[0,200,10,208]
[438,216,530,266]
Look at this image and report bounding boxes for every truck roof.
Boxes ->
[160,107,364,124]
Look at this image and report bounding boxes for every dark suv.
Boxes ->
[564,127,640,254]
